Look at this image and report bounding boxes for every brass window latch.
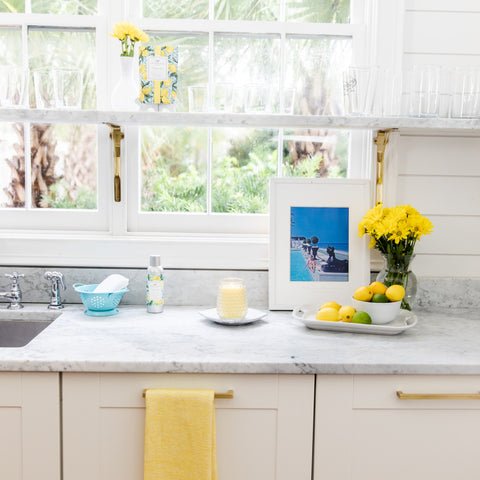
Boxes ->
[108,124,124,202]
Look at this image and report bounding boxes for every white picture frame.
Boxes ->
[269,178,371,310]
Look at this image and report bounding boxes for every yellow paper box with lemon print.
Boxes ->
[139,45,178,105]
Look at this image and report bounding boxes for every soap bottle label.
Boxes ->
[147,273,164,311]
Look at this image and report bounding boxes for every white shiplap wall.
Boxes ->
[396,0,480,276]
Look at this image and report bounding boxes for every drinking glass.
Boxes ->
[53,68,83,109]
[244,84,270,113]
[373,68,402,116]
[33,69,55,109]
[342,66,376,116]
[408,65,440,117]
[450,67,480,118]
[188,85,207,112]
[214,83,233,111]
[0,66,26,108]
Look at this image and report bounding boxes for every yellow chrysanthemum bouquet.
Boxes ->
[112,22,149,57]
[359,204,433,310]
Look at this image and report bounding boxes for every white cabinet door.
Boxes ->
[315,375,480,480]
[0,372,60,480]
[63,373,314,480]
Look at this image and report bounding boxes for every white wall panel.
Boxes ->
[396,176,480,216]
[405,0,480,12]
[399,136,480,176]
[404,11,480,54]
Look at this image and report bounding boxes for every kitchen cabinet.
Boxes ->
[0,372,60,480]
[314,375,480,480]
[62,373,314,480]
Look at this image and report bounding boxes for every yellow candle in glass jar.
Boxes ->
[217,278,248,320]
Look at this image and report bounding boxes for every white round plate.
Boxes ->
[199,308,267,325]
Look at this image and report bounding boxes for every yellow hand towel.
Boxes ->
[144,389,217,480]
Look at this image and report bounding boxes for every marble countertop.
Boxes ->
[0,305,478,375]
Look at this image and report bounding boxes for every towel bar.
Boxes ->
[142,389,234,399]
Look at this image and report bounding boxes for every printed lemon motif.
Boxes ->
[385,285,406,302]
[320,301,341,311]
[315,308,340,322]
[353,286,373,302]
[369,281,387,295]
[338,305,356,322]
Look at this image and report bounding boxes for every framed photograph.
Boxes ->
[269,178,370,310]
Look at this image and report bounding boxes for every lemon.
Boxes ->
[353,286,373,302]
[369,281,387,295]
[385,284,405,302]
[351,311,372,324]
[315,307,340,322]
[372,293,389,303]
[320,301,341,311]
[338,305,356,322]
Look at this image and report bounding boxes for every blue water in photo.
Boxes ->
[290,207,349,283]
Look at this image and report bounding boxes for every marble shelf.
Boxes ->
[1,108,480,133]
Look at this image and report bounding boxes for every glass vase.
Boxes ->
[376,253,417,311]
[111,56,139,110]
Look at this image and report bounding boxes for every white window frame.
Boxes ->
[0,0,395,269]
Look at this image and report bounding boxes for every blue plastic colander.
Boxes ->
[73,283,128,317]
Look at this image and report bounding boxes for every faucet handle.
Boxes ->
[5,272,24,285]
[44,271,66,290]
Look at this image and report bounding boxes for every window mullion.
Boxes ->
[25,0,31,14]
[21,22,32,209]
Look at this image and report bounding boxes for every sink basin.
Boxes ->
[0,309,62,348]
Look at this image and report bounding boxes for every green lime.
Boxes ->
[372,293,389,303]
[352,311,372,324]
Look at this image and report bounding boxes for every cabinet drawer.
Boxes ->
[353,375,480,409]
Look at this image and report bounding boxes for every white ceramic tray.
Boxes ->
[199,308,267,326]
[293,306,417,335]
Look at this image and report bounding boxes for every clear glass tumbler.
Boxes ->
[214,83,233,111]
[216,278,248,320]
[408,65,440,117]
[53,68,83,109]
[188,85,208,112]
[451,67,480,118]
[342,66,376,116]
[33,68,55,109]
[244,84,270,113]
[0,66,26,108]
[373,68,402,116]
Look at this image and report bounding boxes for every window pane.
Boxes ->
[212,128,277,213]
[31,124,97,209]
[283,129,349,178]
[28,28,96,109]
[31,0,96,14]
[0,27,22,66]
[286,0,350,23]
[215,34,280,113]
[215,0,279,21]
[147,33,208,113]
[286,36,351,115]
[0,123,24,208]
[0,0,24,12]
[141,127,207,212]
[143,0,208,19]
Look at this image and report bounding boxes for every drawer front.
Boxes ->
[353,375,480,409]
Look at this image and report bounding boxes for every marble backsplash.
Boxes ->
[0,265,476,309]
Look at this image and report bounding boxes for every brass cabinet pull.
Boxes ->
[397,390,480,400]
[108,124,124,202]
[142,389,234,399]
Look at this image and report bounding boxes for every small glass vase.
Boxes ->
[111,55,139,111]
[376,253,417,311]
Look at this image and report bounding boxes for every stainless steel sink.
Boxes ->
[0,309,62,348]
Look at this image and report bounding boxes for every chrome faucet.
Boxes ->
[44,271,66,310]
[0,272,24,309]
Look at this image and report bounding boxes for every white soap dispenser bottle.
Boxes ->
[146,255,164,313]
